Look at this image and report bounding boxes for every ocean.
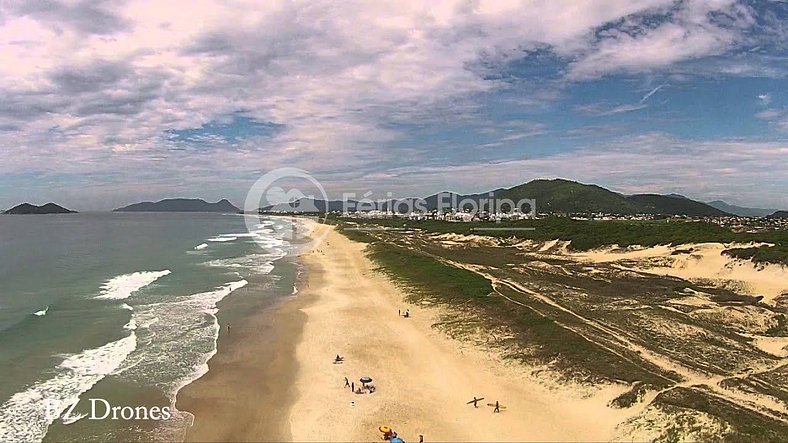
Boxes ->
[0,212,301,441]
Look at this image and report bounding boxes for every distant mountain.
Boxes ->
[114,198,240,213]
[706,200,776,217]
[767,210,788,219]
[626,194,727,216]
[262,179,733,216]
[3,202,76,214]
[497,179,640,214]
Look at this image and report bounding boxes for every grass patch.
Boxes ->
[331,216,788,265]
[337,223,675,386]
[723,245,788,266]
[366,245,494,304]
[655,387,788,442]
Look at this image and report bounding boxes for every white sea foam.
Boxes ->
[0,329,137,442]
[117,280,248,407]
[205,252,283,275]
[206,236,236,242]
[170,279,248,400]
[194,243,208,250]
[33,306,49,317]
[96,270,171,300]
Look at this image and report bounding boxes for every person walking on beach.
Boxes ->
[467,396,483,408]
[494,401,500,413]
[351,382,355,392]
[344,377,349,387]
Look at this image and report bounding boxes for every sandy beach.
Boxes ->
[179,221,788,441]
[285,224,640,441]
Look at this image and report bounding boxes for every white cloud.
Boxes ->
[756,108,788,132]
[566,0,754,80]
[575,102,650,116]
[0,0,778,209]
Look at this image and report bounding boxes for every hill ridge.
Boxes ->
[114,198,240,213]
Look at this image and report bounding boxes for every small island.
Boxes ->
[113,198,240,213]
[3,203,77,214]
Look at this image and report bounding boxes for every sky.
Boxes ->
[0,0,787,211]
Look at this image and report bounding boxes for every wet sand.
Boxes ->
[177,273,315,442]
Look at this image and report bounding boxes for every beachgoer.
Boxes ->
[344,377,349,387]
[419,434,424,443]
[494,401,500,413]
[351,382,354,392]
[398,309,401,316]
[468,397,482,408]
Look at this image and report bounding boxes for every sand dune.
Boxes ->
[287,225,642,441]
[573,242,788,303]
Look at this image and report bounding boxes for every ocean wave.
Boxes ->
[170,280,248,400]
[206,236,236,242]
[96,270,171,300]
[0,328,137,442]
[115,280,248,406]
[205,252,284,275]
[194,243,208,250]
[33,306,49,317]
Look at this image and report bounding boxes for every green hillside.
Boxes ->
[498,179,640,214]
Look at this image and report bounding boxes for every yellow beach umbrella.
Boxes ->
[379,425,391,434]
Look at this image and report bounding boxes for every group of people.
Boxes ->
[343,376,375,394]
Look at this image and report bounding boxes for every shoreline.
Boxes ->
[178,221,651,441]
[176,262,315,441]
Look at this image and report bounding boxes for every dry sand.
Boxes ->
[286,225,640,441]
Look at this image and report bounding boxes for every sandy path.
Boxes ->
[288,225,636,442]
